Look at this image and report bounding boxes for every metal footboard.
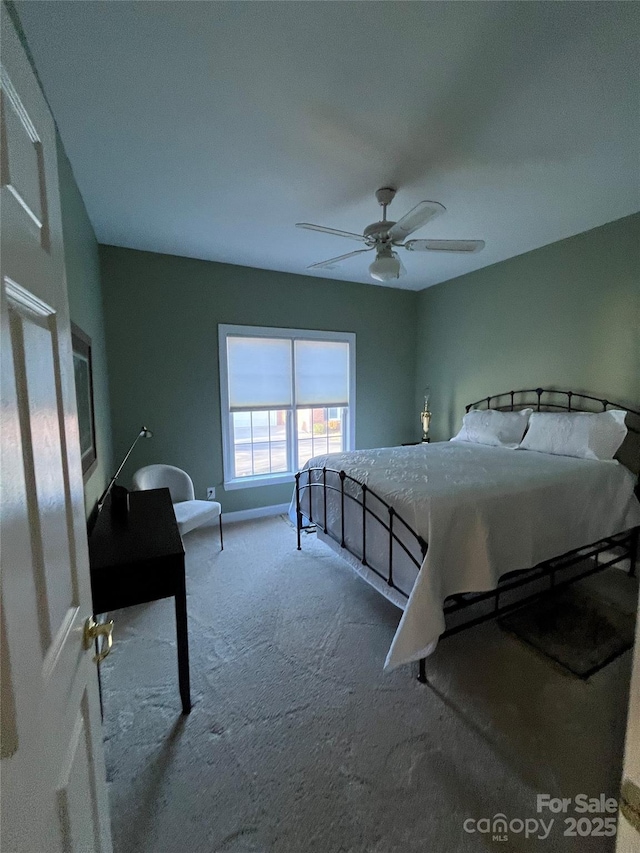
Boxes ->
[295,466,427,600]
[295,465,639,681]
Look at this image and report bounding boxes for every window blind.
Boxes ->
[227,335,350,411]
[294,340,350,407]
[227,336,292,410]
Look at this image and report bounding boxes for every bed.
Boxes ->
[292,388,640,678]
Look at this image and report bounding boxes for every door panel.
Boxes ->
[57,695,102,853]
[1,5,113,852]
[1,64,50,244]
[616,597,640,851]
[13,302,76,638]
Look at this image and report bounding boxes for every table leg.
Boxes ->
[174,570,191,714]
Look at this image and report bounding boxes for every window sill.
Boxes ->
[223,472,295,491]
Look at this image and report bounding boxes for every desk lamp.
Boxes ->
[97,426,153,514]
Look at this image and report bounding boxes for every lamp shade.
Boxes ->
[369,250,402,282]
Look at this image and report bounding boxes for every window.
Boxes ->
[219,325,355,489]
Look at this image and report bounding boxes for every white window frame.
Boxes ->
[219,324,356,490]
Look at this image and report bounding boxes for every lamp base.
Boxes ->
[110,484,130,520]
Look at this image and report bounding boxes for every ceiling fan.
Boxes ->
[296,187,485,282]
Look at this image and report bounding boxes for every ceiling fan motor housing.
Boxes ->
[363,220,396,243]
[375,187,396,207]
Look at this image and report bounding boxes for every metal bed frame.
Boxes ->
[295,388,640,682]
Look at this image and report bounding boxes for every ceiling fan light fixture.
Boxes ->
[369,249,402,282]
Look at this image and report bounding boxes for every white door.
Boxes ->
[1,5,113,852]
[616,592,640,852]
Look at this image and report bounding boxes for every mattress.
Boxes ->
[291,442,640,670]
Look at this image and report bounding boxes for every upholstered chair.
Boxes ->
[132,464,223,548]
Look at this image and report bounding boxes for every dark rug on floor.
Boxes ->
[499,585,636,679]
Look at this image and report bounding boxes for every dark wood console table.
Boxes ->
[88,487,191,714]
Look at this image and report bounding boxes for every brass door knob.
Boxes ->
[83,616,114,663]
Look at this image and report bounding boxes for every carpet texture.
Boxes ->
[101,517,636,853]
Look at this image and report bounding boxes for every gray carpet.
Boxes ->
[102,517,636,853]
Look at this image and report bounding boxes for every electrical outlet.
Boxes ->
[207,487,216,500]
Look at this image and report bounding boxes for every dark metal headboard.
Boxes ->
[466,387,640,481]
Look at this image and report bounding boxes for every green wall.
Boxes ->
[58,141,113,517]
[415,214,640,440]
[100,215,639,514]
[99,246,419,513]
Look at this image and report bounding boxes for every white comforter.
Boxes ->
[292,442,640,671]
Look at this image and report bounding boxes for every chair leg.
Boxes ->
[219,513,224,551]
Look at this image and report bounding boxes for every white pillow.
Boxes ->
[450,408,533,449]
[519,410,628,461]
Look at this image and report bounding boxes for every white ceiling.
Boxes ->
[16,1,640,291]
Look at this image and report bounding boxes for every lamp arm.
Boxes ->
[96,427,147,513]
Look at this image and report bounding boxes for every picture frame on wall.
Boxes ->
[71,322,98,479]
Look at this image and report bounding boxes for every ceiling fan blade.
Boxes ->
[296,223,366,243]
[387,201,446,243]
[404,239,485,254]
[307,248,373,270]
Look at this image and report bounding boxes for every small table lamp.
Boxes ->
[420,389,431,443]
[97,426,153,515]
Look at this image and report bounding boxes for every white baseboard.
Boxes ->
[223,503,290,524]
